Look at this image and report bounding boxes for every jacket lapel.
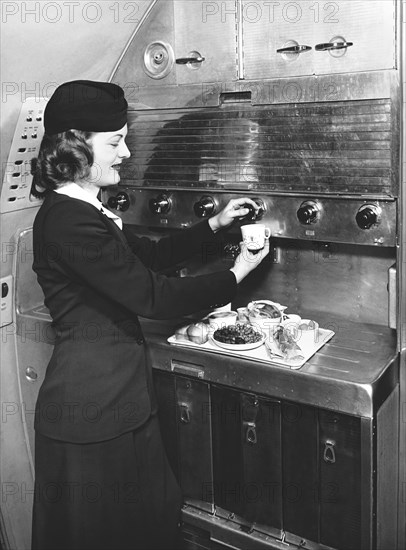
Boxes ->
[98,210,129,248]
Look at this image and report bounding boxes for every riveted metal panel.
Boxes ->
[121,98,397,197]
[173,0,237,85]
[242,1,396,80]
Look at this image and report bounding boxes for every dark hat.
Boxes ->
[44,80,128,135]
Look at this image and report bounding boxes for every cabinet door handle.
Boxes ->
[323,440,336,463]
[276,45,312,54]
[315,41,353,51]
[179,403,191,423]
[245,422,257,445]
[176,56,205,65]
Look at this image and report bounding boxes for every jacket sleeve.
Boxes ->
[121,221,222,271]
[41,202,237,320]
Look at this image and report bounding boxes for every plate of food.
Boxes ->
[210,324,265,351]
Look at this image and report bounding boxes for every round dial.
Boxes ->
[245,199,266,222]
[356,204,381,230]
[107,192,130,212]
[297,201,320,225]
[193,196,216,218]
[149,194,172,214]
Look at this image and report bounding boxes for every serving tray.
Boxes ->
[167,328,335,370]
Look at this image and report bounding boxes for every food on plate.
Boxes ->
[186,322,209,344]
[174,322,209,344]
[247,300,286,337]
[269,325,305,362]
[236,307,250,324]
[213,324,263,345]
[174,325,191,342]
[247,300,286,319]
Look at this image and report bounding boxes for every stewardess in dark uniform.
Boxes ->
[30,80,269,550]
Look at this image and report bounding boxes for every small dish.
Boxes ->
[247,300,287,335]
[207,310,238,330]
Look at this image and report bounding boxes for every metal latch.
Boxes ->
[315,40,353,51]
[245,421,257,445]
[277,44,312,54]
[176,54,205,65]
[179,403,191,424]
[171,360,204,379]
[323,440,336,464]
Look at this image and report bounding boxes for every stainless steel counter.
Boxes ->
[141,314,398,418]
[17,306,398,419]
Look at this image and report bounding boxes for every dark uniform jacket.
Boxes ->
[32,191,237,443]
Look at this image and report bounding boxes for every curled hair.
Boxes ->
[30,130,94,199]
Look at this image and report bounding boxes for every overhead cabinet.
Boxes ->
[242,0,396,79]
[173,0,237,85]
[113,0,397,102]
[171,0,396,83]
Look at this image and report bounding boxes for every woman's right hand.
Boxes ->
[230,240,270,284]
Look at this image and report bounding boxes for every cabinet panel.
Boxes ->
[173,0,237,84]
[312,1,396,76]
[112,0,177,88]
[243,0,316,79]
[282,403,318,542]
[211,386,245,517]
[241,394,282,530]
[175,376,214,509]
[243,0,395,80]
[319,410,362,550]
[153,370,179,480]
[153,371,214,510]
[211,387,282,531]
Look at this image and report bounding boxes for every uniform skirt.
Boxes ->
[31,414,182,550]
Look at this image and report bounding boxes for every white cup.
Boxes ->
[241,224,271,250]
[292,319,320,349]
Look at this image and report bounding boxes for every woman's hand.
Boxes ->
[208,197,260,232]
[230,240,270,284]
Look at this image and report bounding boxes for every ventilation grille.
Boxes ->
[122,99,395,196]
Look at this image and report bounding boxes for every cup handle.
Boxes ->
[264,227,271,239]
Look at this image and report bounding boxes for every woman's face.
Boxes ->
[86,124,131,188]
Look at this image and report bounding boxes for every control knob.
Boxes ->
[245,198,266,221]
[297,201,320,225]
[356,204,381,230]
[107,192,130,212]
[194,196,216,218]
[149,194,172,214]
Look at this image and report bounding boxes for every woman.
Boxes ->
[30,80,269,550]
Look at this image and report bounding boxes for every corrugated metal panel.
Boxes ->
[122,99,395,196]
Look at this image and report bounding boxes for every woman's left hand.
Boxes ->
[208,197,259,232]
